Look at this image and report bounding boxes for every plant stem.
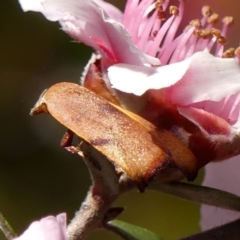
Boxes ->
[66,142,120,240]
[67,186,118,240]
[150,181,240,211]
[0,212,17,240]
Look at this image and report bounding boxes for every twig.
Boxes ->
[66,140,240,240]
[150,181,240,211]
[67,142,121,240]
[0,212,17,240]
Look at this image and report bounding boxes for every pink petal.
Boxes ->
[18,0,69,21]
[188,92,240,128]
[108,52,240,104]
[18,0,44,13]
[200,158,240,230]
[167,52,240,106]
[177,107,233,136]
[93,0,123,23]
[108,58,190,95]
[14,213,67,240]
[19,0,159,66]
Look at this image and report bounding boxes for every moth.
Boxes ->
[30,82,197,191]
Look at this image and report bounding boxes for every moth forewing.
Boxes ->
[30,82,197,191]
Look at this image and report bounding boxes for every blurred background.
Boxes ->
[1,0,240,239]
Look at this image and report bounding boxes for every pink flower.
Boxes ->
[18,0,240,167]
[14,213,67,240]
[18,0,240,231]
[18,0,159,67]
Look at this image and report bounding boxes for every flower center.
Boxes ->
[123,0,239,65]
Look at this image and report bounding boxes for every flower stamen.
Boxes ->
[147,1,183,59]
[222,48,235,58]
[207,13,219,25]
[201,5,213,18]
[169,6,179,16]
[159,18,200,64]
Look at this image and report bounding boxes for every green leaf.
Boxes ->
[151,182,240,211]
[106,220,163,240]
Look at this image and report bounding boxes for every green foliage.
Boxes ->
[153,182,240,211]
[107,220,163,240]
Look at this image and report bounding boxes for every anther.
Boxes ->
[207,13,219,24]
[157,0,165,4]
[222,48,235,58]
[217,36,228,45]
[222,16,234,26]
[202,6,213,18]
[189,19,202,28]
[169,6,179,16]
[155,0,164,9]
[152,30,158,37]
[211,28,221,37]
[158,10,167,20]
[198,29,211,39]
[194,29,201,37]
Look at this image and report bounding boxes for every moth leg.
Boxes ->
[60,129,74,147]
[60,129,82,154]
[65,145,81,154]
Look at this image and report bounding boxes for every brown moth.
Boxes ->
[30,82,197,191]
